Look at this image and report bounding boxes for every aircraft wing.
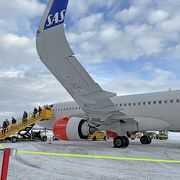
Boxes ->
[36,0,131,125]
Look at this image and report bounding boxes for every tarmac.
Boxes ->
[0,132,180,180]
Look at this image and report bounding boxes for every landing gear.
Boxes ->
[113,136,129,148]
[140,135,152,144]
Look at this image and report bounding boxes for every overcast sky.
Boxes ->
[0,0,180,120]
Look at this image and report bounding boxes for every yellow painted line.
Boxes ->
[0,144,4,150]
[16,150,180,164]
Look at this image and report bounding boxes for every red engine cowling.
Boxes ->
[53,117,90,140]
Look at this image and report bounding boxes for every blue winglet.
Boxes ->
[44,0,69,30]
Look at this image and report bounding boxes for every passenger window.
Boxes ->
[119,104,122,106]
[153,101,156,104]
[159,101,162,104]
[128,103,131,106]
[124,103,127,106]
[170,100,173,103]
[148,101,151,105]
[176,99,179,103]
[138,102,141,105]
[143,102,146,105]
[164,100,168,104]
[133,103,136,106]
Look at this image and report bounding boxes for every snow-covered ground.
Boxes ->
[0,132,180,180]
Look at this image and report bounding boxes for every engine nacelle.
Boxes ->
[53,117,90,140]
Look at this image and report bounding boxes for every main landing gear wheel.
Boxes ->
[113,136,129,148]
[140,136,152,144]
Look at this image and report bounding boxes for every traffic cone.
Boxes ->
[48,138,52,144]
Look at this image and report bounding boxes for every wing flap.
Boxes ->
[36,0,133,125]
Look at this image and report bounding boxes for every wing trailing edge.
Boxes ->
[36,0,129,124]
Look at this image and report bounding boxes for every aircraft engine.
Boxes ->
[53,117,91,140]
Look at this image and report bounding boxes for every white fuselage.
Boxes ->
[39,90,180,132]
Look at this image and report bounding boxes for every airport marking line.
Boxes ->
[17,150,180,164]
[0,144,4,150]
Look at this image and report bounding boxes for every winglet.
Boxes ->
[44,0,69,30]
[37,0,69,33]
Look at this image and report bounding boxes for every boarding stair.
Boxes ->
[0,108,52,141]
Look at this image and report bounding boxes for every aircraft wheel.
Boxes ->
[113,136,129,148]
[121,136,129,148]
[140,136,152,144]
[92,136,97,141]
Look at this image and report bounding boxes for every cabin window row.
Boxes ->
[53,107,81,112]
[116,99,180,107]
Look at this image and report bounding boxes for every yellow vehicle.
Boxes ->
[156,131,168,140]
[88,131,107,141]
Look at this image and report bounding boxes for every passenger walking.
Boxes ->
[22,111,28,123]
[33,108,38,118]
[38,106,42,116]
[5,119,9,126]
[12,117,17,124]
[5,119,9,131]
[2,121,7,134]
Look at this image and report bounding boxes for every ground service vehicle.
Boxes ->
[88,131,107,141]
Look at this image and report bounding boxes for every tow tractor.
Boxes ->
[10,129,48,143]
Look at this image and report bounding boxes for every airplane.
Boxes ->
[36,0,180,148]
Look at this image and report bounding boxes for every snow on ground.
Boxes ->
[0,133,180,180]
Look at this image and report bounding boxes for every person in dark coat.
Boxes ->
[2,121,7,134]
[5,119,9,126]
[12,117,17,124]
[38,106,42,116]
[33,108,38,118]
[22,111,28,123]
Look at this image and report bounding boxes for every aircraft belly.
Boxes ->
[135,117,170,131]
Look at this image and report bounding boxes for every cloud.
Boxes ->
[0,33,37,69]
[0,0,45,34]
[65,0,180,62]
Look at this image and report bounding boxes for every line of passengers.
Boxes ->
[1,106,43,135]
